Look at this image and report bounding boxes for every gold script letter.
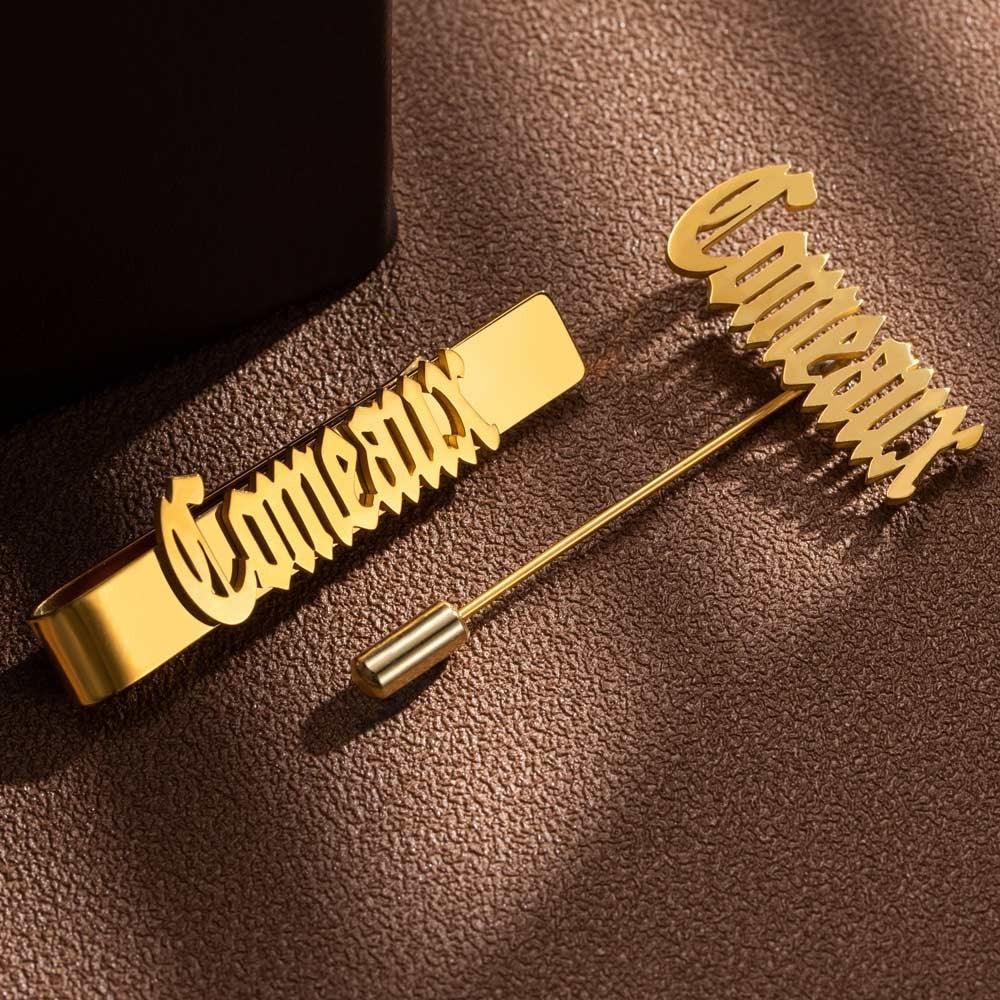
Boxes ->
[157,475,256,625]
[667,164,818,278]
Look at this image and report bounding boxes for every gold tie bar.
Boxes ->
[31,294,585,704]
[352,164,984,699]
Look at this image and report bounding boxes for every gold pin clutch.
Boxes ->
[30,293,585,704]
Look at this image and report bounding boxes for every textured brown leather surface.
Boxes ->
[2,2,999,997]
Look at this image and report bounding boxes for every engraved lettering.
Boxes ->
[668,166,984,503]
[667,164,819,277]
[158,353,500,623]
[156,475,255,625]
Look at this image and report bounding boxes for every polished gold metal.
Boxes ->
[353,388,800,698]
[31,293,584,704]
[157,350,501,627]
[667,164,984,503]
[352,601,469,698]
[353,165,985,699]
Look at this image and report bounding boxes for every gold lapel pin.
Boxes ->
[352,164,984,699]
[31,294,584,704]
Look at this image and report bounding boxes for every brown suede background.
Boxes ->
[2,2,999,997]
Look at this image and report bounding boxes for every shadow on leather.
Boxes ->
[301,665,445,756]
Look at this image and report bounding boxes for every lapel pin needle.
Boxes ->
[351,388,801,698]
[352,164,984,699]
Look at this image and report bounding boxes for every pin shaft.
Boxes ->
[352,388,803,698]
[458,389,802,621]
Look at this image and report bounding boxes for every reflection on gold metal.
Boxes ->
[668,164,984,502]
[353,601,468,698]
[30,293,585,704]
[158,350,500,627]
[353,165,984,699]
